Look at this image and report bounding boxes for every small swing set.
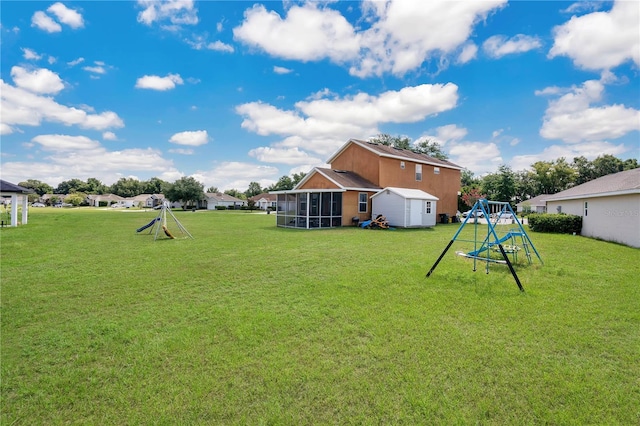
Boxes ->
[136,201,193,241]
[426,199,542,291]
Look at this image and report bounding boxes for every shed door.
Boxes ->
[409,199,422,226]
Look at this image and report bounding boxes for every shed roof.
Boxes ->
[545,168,640,201]
[371,187,439,200]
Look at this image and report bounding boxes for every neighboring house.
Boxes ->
[86,193,125,207]
[371,187,439,228]
[544,168,640,248]
[125,193,165,208]
[272,138,462,229]
[203,192,245,210]
[42,193,67,205]
[516,194,549,214]
[250,192,277,210]
[0,180,32,227]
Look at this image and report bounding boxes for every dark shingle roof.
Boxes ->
[329,139,462,170]
[545,168,640,201]
[0,180,33,193]
[315,168,381,190]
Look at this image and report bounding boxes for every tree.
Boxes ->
[572,156,595,185]
[207,186,219,194]
[224,189,245,199]
[247,199,257,211]
[65,192,86,206]
[165,177,205,209]
[531,158,575,194]
[413,138,448,160]
[513,169,537,203]
[592,154,624,178]
[110,178,143,198]
[85,177,108,194]
[268,175,294,191]
[18,179,53,196]
[55,178,87,194]
[245,182,263,198]
[292,172,307,186]
[142,177,169,194]
[370,133,412,150]
[461,187,486,208]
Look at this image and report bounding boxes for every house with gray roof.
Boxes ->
[544,168,640,248]
[516,194,550,214]
[204,192,245,210]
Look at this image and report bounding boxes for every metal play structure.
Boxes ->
[136,201,193,241]
[426,199,542,291]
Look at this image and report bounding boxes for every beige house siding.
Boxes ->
[547,194,640,248]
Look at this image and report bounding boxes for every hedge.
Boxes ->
[528,213,582,234]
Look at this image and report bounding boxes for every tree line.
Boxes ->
[18,173,308,208]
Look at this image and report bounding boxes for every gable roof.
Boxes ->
[371,187,438,200]
[516,194,550,207]
[249,192,277,202]
[0,180,33,194]
[291,167,381,192]
[326,139,462,170]
[206,192,244,202]
[545,168,640,201]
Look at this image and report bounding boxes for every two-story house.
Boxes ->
[272,139,462,229]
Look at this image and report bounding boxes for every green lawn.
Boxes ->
[2,208,639,424]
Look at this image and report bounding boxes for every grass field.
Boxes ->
[2,208,639,424]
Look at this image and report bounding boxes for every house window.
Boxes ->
[358,193,368,213]
[425,201,431,214]
[434,167,440,175]
[415,164,422,181]
[584,201,588,217]
[400,161,405,169]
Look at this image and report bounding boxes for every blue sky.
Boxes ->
[1,0,638,191]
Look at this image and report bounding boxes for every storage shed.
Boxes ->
[371,187,438,228]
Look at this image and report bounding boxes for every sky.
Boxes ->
[1,0,639,191]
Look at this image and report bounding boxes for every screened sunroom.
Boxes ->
[274,190,344,229]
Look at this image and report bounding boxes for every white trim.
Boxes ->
[545,188,640,202]
[270,189,347,194]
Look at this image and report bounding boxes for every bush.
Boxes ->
[528,213,582,234]
[215,206,226,211]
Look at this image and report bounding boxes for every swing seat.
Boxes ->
[456,250,507,264]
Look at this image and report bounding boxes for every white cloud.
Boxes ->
[448,142,503,174]
[549,0,640,70]
[190,161,279,192]
[207,41,234,52]
[83,65,106,75]
[248,146,321,165]
[47,2,84,29]
[31,11,61,33]
[135,74,184,91]
[237,83,459,161]
[352,0,507,77]
[1,139,175,187]
[561,2,605,14]
[1,123,14,135]
[11,66,64,95]
[457,43,478,64]
[102,131,117,141]
[169,130,209,146]
[234,4,360,63]
[273,66,293,75]
[0,79,124,131]
[510,141,627,171]
[169,148,194,155]
[234,1,506,78]
[22,48,42,60]
[482,34,542,58]
[67,57,85,66]
[538,75,640,143]
[137,0,198,27]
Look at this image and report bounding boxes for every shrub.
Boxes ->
[528,213,582,234]
[215,206,226,211]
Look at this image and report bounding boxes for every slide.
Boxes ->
[136,218,158,233]
[467,232,518,257]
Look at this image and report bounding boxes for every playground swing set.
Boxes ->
[136,201,193,241]
[426,199,542,292]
